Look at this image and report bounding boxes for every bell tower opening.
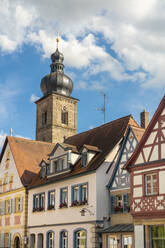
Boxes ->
[35,37,78,143]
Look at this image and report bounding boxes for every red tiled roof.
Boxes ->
[0,136,55,186]
[30,115,140,188]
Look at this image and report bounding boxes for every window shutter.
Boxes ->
[79,186,82,202]
[110,195,115,214]
[2,201,5,215]
[33,195,35,210]
[1,233,4,248]
[9,199,12,214]
[123,193,129,213]
[71,187,74,203]
[48,192,50,206]
[12,199,15,213]
[8,233,11,247]
[21,196,24,212]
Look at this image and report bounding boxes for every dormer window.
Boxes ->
[41,166,46,178]
[81,152,88,167]
[54,159,65,172]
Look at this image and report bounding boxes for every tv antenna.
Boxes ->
[96,91,106,123]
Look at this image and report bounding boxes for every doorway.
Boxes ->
[14,236,20,248]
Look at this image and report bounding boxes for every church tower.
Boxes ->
[35,39,78,143]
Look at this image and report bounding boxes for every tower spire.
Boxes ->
[56,32,60,49]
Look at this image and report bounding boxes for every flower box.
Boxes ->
[59,202,67,208]
[48,205,55,210]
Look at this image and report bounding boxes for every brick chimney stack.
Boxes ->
[140,110,149,129]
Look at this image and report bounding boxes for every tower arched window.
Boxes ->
[60,230,68,248]
[47,231,54,248]
[74,229,87,248]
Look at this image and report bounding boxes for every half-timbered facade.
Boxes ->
[124,94,165,248]
[0,137,54,248]
[102,125,144,248]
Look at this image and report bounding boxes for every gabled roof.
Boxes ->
[0,136,55,186]
[107,126,144,188]
[124,94,165,170]
[49,143,78,157]
[30,115,140,188]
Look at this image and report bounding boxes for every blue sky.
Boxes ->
[0,0,164,148]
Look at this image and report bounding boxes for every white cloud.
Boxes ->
[0,131,7,150]
[30,94,39,103]
[1,0,165,88]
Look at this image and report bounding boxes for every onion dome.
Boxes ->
[41,44,73,97]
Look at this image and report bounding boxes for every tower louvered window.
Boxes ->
[61,111,68,125]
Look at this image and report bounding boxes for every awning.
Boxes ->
[101,224,134,233]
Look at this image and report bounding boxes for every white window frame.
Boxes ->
[145,173,157,196]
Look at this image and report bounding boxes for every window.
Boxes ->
[60,231,68,248]
[108,236,117,248]
[74,229,87,248]
[33,193,45,211]
[47,165,51,175]
[110,194,129,214]
[61,111,68,125]
[123,235,132,248]
[145,173,157,195]
[71,184,88,207]
[60,188,68,208]
[30,234,35,248]
[4,233,9,248]
[48,191,55,210]
[15,197,23,213]
[37,233,43,248]
[5,199,11,214]
[42,111,47,126]
[54,159,65,172]
[41,166,46,178]
[150,225,165,248]
[47,231,54,248]
[81,184,88,203]
[81,152,88,167]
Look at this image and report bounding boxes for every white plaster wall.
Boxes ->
[133,187,142,197]
[159,170,165,194]
[105,140,121,162]
[70,153,79,164]
[28,173,97,227]
[28,223,95,248]
[96,162,110,220]
[134,175,142,186]
[88,152,95,162]
[134,225,144,248]
[0,143,22,190]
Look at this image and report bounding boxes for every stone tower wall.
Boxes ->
[36,93,78,143]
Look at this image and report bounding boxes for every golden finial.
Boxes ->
[10,128,13,136]
[56,31,60,49]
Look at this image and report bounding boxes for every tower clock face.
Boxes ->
[63,106,67,111]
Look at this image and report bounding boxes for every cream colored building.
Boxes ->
[0,136,54,248]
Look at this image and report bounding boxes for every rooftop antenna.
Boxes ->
[96,91,106,123]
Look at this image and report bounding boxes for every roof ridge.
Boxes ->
[65,115,132,140]
[7,136,55,145]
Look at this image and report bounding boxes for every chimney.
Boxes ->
[140,110,149,129]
